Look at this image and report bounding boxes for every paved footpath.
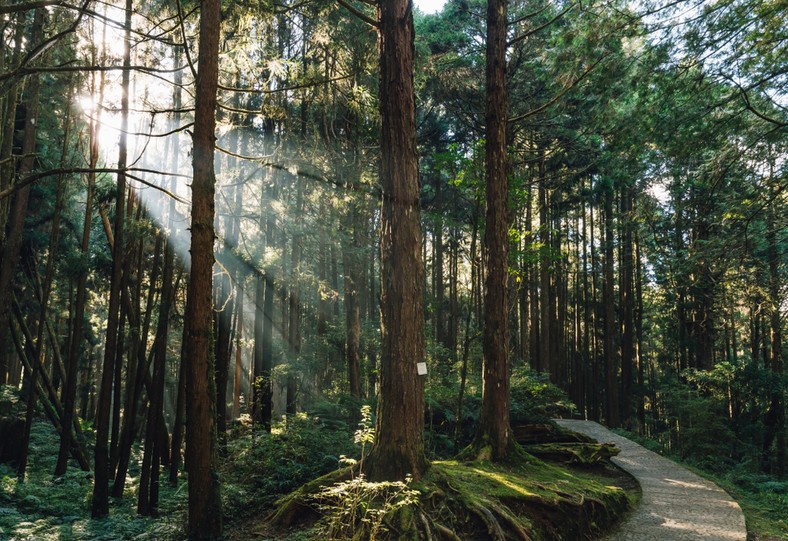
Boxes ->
[554,419,747,541]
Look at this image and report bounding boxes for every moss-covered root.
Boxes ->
[268,467,352,527]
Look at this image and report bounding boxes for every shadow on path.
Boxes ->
[554,419,747,541]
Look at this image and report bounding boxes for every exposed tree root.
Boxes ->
[432,521,463,541]
[419,511,434,541]
[268,467,352,527]
[485,500,533,541]
[470,501,507,540]
[265,455,631,540]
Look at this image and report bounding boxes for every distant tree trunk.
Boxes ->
[169,321,187,485]
[434,177,446,350]
[581,191,592,419]
[634,229,646,431]
[365,0,428,482]
[92,0,131,517]
[55,167,93,477]
[252,176,274,431]
[528,174,539,371]
[603,182,619,428]
[261,266,275,425]
[550,198,563,384]
[472,0,511,462]
[11,301,91,469]
[138,233,167,516]
[11,8,44,477]
[214,124,239,447]
[184,0,223,534]
[455,208,479,448]
[538,154,550,375]
[233,279,244,418]
[168,46,186,487]
[588,184,600,422]
[252,261,266,427]
[620,184,634,427]
[0,20,24,385]
[343,201,362,399]
[18,100,69,479]
[762,194,784,475]
[286,181,303,415]
[214,254,232,447]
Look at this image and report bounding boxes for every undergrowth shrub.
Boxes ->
[222,412,358,520]
[312,405,419,540]
[509,367,576,423]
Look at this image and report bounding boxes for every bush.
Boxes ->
[509,367,575,423]
[221,413,359,521]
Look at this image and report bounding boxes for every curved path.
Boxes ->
[554,419,747,541]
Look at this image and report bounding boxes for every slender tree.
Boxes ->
[92,0,131,516]
[184,0,223,534]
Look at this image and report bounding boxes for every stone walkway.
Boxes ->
[554,419,747,541]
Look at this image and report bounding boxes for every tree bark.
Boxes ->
[184,0,223,534]
[365,0,428,482]
[473,0,511,462]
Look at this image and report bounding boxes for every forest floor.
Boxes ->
[7,409,772,541]
[555,419,748,541]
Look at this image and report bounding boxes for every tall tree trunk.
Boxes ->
[472,0,510,462]
[365,0,428,482]
[184,0,223,534]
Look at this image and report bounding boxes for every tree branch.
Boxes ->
[336,0,379,28]
[0,0,67,14]
[725,75,788,128]
[0,168,190,201]
[508,3,574,47]
[508,52,608,123]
